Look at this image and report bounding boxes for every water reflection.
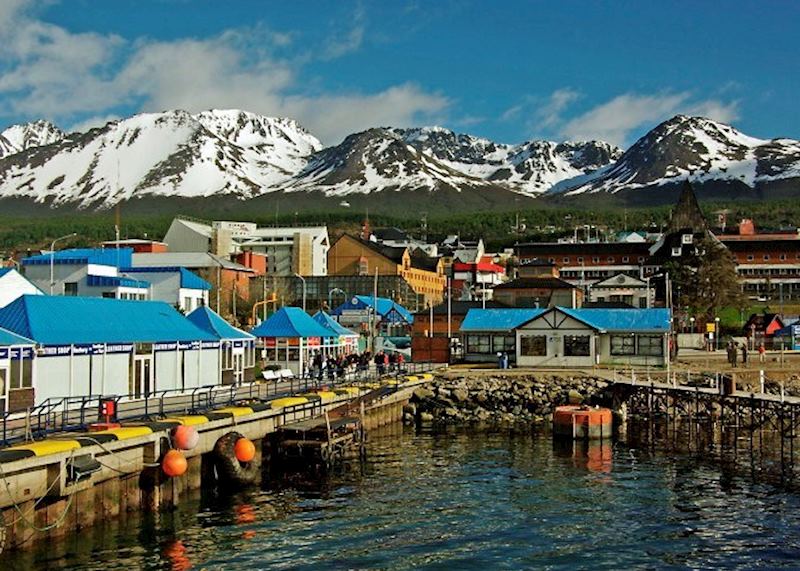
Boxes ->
[7,424,800,570]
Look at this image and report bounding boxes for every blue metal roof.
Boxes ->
[312,311,359,337]
[124,267,212,291]
[0,326,34,346]
[250,307,335,339]
[0,295,216,345]
[87,274,150,288]
[331,295,414,324]
[187,306,253,340]
[460,308,546,332]
[22,248,133,268]
[554,307,672,332]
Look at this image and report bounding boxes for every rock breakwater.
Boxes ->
[406,374,612,425]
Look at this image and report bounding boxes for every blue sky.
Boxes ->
[0,0,797,147]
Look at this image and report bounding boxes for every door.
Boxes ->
[0,366,7,413]
[232,349,244,385]
[131,355,153,398]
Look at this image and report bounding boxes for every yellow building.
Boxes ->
[328,234,446,306]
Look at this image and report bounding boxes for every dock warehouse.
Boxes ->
[0,296,221,409]
[515,307,671,368]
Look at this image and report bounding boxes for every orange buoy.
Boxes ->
[172,425,199,451]
[234,437,256,463]
[553,405,613,440]
[162,449,188,477]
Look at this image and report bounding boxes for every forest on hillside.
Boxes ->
[1,198,799,255]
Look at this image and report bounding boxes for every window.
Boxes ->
[671,247,682,257]
[638,335,663,356]
[102,292,116,298]
[780,254,787,261]
[184,297,192,311]
[763,255,770,261]
[622,256,629,263]
[520,335,547,356]
[563,257,570,263]
[492,335,515,353]
[607,256,614,263]
[563,335,591,357]
[747,255,754,261]
[64,282,78,296]
[610,334,635,355]
[577,257,584,263]
[682,234,693,244]
[9,352,32,389]
[638,257,645,263]
[466,335,490,354]
[592,257,600,263]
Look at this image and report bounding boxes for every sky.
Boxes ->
[0,0,798,147]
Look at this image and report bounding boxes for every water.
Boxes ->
[8,425,800,570]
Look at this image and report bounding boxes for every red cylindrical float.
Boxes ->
[553,405,613,440]
[162,449,188,477]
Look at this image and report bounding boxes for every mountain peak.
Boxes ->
[0,119,65,158]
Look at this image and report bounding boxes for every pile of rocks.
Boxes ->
[405,374,611,425]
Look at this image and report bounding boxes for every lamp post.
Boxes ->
[49,232,77,295]
[714,317,721,351]
[294,273,306,312]
[689,316,696,334]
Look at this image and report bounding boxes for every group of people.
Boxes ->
[726,341,767,368]
[308,349,406,380]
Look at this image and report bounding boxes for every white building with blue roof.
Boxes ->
[459,308,545,364]
[0,295,222,410]
[0,325,35,413]
[515,307,671,368]
[21,248,211,312]
[187,306,255,384]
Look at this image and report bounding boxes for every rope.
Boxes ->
[0,450,76,532]
[72,436,161,469]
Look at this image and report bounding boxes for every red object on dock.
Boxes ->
[553,405,613,440]
[88,422,121,431]
[162,449,188,477]
[234,438,256,463]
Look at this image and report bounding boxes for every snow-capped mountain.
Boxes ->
[560,115,800,196]
[0,110,321,207]
[1,110,799,210]
[285,127,495,196]
[395,127,622,194]
[0,120,64,158]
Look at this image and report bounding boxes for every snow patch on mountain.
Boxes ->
[0,120,65,158]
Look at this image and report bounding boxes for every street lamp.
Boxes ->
[714,317,721,351]
[49,233,77,295]
[294,273,307,312]
[689,316,696,334]
[328,287,346,312]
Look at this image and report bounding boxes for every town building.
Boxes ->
[22,248,150,300]
[250,307,337,376]
[451,259,506,301]
[122,267,211,313]
[0,326,35,413]
[491,277,582,308]
[515,307,671,368]
[329,295,414,337]
[459,308,544,364]
[186,306,256,384]
[327,234,446,306]
[0,268,43,309]
[0,296,222,410]
[163,217,329,276]
[412,300,507,362]
[588,273,653,308]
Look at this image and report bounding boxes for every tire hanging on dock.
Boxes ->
[212,432,259,485]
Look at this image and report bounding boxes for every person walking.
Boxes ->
[758,342,767,364]
[741,344,748,367]
[731,343,738,368]
[726,342,735,368]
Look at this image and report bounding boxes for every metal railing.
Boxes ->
[0,362,436,447]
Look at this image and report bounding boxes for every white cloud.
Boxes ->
[67,114,120,133]
[559,92,740,146]
[534,88,581,130]
[0,2,448,144]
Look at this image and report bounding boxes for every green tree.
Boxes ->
[666,236,746,320]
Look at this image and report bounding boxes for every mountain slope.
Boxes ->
[559,115,800,198]
[0,120,64,158]
[396,126,622,195]
[0,110,321,208]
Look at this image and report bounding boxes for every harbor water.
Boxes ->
[7,424,800,570]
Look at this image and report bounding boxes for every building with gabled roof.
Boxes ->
[187,306,255,384]
[0,267,43,309]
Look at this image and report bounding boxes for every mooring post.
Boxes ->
[760,370,765,394]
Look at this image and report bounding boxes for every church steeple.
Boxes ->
[667,180,707,233]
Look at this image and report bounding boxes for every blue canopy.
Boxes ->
[0,295,216,345]
[555,307,671,332]
[251,307,335,339]
[312,311,359,337]
[187,306,253,340]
